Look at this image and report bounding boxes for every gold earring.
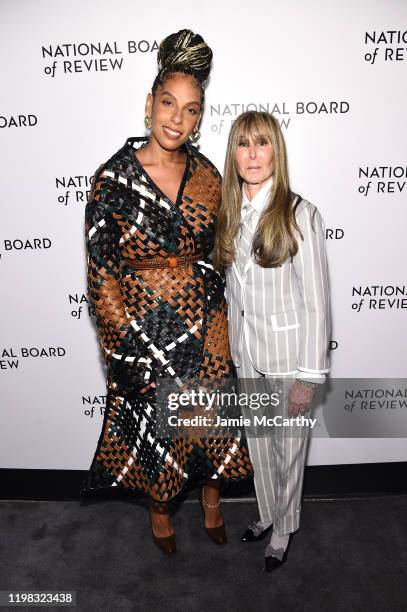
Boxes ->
[189,129,201,143]
[144,116,151,129]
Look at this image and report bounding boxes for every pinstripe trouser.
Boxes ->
[236,345,311,536]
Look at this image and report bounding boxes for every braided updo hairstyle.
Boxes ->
[152,29,213,103]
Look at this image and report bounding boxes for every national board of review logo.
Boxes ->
[42,40,159,76]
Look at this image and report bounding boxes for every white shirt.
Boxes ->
[237,178,273,275]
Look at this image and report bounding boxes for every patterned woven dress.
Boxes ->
[82,136,252,500]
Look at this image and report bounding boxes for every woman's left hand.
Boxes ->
[287,380,315,417]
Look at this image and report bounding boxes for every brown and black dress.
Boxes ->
[82,137,252,500]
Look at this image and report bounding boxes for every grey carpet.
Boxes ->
[1,495,406,611]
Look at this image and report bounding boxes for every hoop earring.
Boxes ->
[189,130,201,143]
[144,116,151,129]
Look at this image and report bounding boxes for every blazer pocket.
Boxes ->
[270,310,300,332]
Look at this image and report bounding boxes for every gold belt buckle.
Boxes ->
[168,255,178,268]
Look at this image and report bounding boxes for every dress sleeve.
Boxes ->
[291,201,331,383]
[85,167,152,391]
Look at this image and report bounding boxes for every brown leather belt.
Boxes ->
[123,253,203,270]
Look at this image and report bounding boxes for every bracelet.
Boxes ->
[298,380,319,389]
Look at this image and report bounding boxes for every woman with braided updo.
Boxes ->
[83,29,252,554]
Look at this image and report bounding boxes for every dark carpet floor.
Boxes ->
[0,495,406,611]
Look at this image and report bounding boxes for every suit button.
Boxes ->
[241,310,244,317]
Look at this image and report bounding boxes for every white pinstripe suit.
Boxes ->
[225,179,330,534]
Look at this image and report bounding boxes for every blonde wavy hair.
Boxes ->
[214,111,302,269]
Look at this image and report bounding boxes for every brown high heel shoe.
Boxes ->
[201,485,227,545]
[149,498,176,555]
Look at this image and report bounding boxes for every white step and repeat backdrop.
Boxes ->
[1,0,406,470]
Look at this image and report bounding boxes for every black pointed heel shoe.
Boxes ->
[149,499,176,555]
[241,522,273,543]
[201,486,227,545]
[264,540,290,573]
[264,552,286,573]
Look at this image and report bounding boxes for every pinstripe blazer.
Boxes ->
[225,194,330,379]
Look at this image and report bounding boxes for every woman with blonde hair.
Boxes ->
[215,111,330,572]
